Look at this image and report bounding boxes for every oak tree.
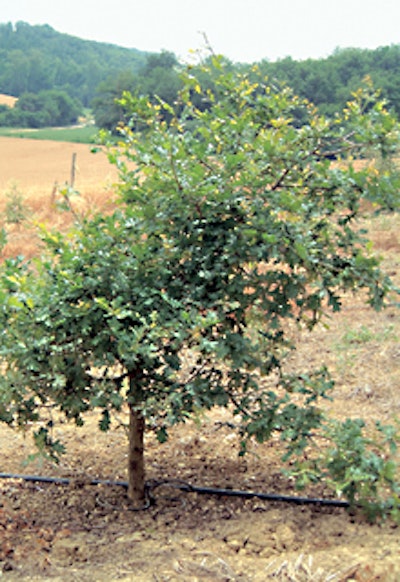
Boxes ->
[0,58,398,509]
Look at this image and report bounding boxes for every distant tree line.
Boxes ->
[0,21,400,130]
[93,45,400,132]
[258,46,400,118]
[0,89,82,128]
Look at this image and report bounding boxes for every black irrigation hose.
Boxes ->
[170,483,350,507]
[0,472,351,508]
[0,473,128,488]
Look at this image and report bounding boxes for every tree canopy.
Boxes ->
[258,46,400,118]
[91,51,181,131]
[0,57,399,516]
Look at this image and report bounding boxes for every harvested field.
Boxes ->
[0,137,118,259]
[0,138,399,581]
[0,136,117,193]
[0,94,17,108]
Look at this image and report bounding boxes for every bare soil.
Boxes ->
[1,393,399,581]
[0,140,399,581]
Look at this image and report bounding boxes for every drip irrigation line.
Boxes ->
[0,473,128,488]
[169,483,350,507]
[0,472,350,508]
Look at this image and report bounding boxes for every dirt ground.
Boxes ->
[0,141,399,580]
[0,385,399,581]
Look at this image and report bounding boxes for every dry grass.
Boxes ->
[0,93,17,108]
[0,136,117,192]
[0,137,119,259]
[265,554,345,581]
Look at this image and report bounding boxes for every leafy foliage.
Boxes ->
[287,418,400,522]
[0,56,399,513]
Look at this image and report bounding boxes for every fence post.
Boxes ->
[70,152,77,188]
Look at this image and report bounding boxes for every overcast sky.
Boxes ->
[2,0,400,63]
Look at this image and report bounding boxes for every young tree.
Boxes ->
[0,58,399,509]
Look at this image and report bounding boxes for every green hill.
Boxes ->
[0,21,148,107]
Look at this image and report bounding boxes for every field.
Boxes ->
[0,136,118,259]
[0,94,17,108]
[0,125,98,143]
[0,136,116,193]
[0,137,399,581]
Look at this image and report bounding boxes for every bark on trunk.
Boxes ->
[127,404,145,505]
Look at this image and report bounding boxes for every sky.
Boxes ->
[1,0,400,63]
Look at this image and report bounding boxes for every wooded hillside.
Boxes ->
[0,21,147,107]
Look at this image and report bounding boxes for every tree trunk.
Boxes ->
[127,404,145,505]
